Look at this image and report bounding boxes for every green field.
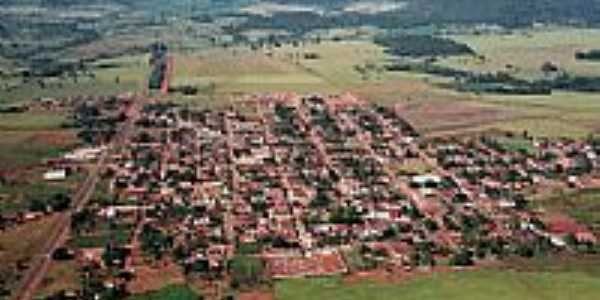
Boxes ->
[166,35,600,138]
[275,268,600,300]
[441,28,600,80]
[124,284,200,300]
[0,113,68,131]
[0,54,149,105]
[0,113,77,169]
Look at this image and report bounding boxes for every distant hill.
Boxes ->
[265,0,600,26]
[3,0,600,69]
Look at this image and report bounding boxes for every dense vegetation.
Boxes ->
[274,0,600,27]
[5,0,600,76]
[374,35,476,57]
[239,0,600,37]
[576,50,600,61]
[387,61,600,95]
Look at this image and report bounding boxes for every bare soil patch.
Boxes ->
[395,100,520,135]
[128,261,185,294]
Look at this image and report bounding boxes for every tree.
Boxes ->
[449,249,474,266]
[541,61,559,75]
[230,255,264,289]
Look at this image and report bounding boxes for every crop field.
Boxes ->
[91,54,151,91]
[275,267,600,300]
[441,28,600,80]
[172,41,467,104]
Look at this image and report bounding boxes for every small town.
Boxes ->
[5,2,600,300]
[12,92,592,299]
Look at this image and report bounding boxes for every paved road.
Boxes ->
[12,99,142,300]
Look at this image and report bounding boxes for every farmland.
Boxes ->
[168,34,600,138]
[440,28,600,80]
[0,55,149,105]
[0,113,77,169]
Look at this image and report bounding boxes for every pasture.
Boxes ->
[168,37,600,139]
[0,113,77,169]
[0,54,148,105]
[441,28,600,80]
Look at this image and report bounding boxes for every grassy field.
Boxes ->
[535,189,600,229]
[37,261,81,297]
[275,268,600,300]
[124,284,200,300]
[0,130,77,170]
[0,113,78,169]
[0,216,61,288]
[172,47,332,96]
[167,37,600,138]
[0,54,148,105]
[441,28,600,80]
[0,113,68,131]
